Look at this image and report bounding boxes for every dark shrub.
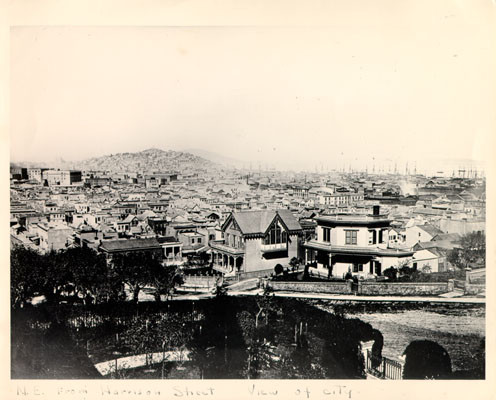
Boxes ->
[402,340,452,379]
[383,267,398,281]
[274,264,284,275]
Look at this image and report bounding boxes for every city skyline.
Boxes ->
[10,145,485,178]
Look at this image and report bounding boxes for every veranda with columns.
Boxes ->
[211,251,244,275]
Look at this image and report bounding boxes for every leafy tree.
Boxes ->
[246,336,275,379]
[278,333,320,379]
[36,250,73,305]
[111,251,160,303]
[188,333,217,379]
[253,290,275,328]
[448,231,485,269]
[11,246,43,308]
[149,264,184,302]
[57,247,109,304]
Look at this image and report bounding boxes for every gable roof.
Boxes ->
[223,209,302,236]
[413,240,458,252]
[413,247,444,258]
[122,214,138,223]
[432,232,461,242]
[417,224,444,237]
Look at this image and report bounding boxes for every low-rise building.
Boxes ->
[157,236,184,266]
[99,237,163,262]
[27,168,49,183]
[35,222,74,253]
[411,248,443,273]
[404,223,444,248]
[304,206,413,279]
[210,209,302,276]
[42,170,82,186]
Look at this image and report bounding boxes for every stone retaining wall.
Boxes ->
[234,268,274,281]
[464,284,485,296]
[182,276,217,288]
[358,282,449,296]
[269,281,352,294]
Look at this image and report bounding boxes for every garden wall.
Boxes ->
[464,284,485,296]
[269,281,352,294]
[237,268,274,281]
[358,282,449,296]
[182,275,218,288]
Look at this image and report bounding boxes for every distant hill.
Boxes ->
[59,148,220,173]
[183,148,247,169]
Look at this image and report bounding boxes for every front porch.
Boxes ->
[304,245,383,279]
[211,249,245,276]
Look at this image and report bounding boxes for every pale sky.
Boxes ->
[9,1,496,172]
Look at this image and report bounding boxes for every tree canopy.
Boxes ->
[448,231,485,269]
[11,245,183,308]
[109,251,162,303]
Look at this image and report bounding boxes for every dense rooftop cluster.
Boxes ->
[10,149,485,278]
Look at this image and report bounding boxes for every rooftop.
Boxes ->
[157,236,180,244]
[315,213,392,226]
[225,209,302,235]
[100,237,162,252]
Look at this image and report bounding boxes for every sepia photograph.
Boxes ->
[3,1,495,399]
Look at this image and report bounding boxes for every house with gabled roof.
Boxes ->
[210,209,302,276]
[388,227,407,249]
[410,247,445,273]
[404,223,444,248]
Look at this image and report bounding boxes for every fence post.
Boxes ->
[465,267,472,294]
[465,267,472,283]
[360,341,374,374]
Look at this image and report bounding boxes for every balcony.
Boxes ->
[260,243,287,253]
[209,240,245,256]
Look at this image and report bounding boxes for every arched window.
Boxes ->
[265,222,286,244]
